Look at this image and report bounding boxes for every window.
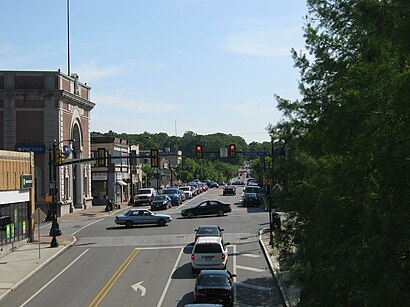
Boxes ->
[194,243,222,253]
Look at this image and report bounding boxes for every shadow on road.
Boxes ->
[171,262,195,280]
[105,224,169,230]
[176,292,194,306]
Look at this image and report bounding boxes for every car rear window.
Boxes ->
[197,275,229,286]
[194,243,222,253]
[164,189,178,194]
[245,187,260,194]
[138,189,152,194]
[198,227,219,235]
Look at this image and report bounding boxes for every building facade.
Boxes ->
[91,136,131,206]
[0,150,35,256]
[0,70,95,216]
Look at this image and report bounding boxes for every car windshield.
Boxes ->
[197,275,229,286]
[180,187,189,191]
[194,243,222,253]
[138,189,152,194]
[197,227,219,235]
[155,196,166,200]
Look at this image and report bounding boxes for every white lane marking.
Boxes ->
[131,281,146,296]
[236,265,266,272]
[134,246,184,250]
[238,253,261,258]
[232,245,237,283]
[156,247,184,307]
[72,218,104,235]
[233,245,237,304]
[236,282,272,292]
[20,249,90,307]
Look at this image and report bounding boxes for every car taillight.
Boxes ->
[191,254,195,260]
[222,254,226,260]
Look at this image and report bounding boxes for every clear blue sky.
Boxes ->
[0,0,307,144]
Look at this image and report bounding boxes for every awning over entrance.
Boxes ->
[116,180,127,186]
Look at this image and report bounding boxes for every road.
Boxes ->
[2,186,285,307]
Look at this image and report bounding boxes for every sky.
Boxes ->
[0,0,308,144]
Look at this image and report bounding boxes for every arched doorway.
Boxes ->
[71,122,83,208]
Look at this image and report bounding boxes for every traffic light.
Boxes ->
[229,144,236,158]
[151,149,159,168]
[57,149,69,164]
[195,145,203,159]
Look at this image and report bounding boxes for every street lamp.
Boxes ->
[48,138,74,248]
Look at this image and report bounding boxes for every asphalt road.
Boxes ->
[2,186,285,307]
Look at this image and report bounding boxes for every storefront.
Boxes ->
[0,150,35,255]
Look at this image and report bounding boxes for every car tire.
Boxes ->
[125,220,133,228]
[187,212,194,218]
[217,210,224,216]
[158,219,166,226]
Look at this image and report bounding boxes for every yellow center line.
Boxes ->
[89,248,140,307]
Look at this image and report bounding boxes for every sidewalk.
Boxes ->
[259,228,301,307]
[0,204,128,302]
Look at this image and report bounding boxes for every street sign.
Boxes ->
[32,208,47,224]
[220,148,228,158]
[21,174,33,189]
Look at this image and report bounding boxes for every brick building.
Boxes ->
[0,70,95,216]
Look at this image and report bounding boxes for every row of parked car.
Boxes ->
[133,179,221,211]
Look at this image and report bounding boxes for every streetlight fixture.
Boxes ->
[48,138,74,248]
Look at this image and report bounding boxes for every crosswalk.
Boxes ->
[75,233,256,247]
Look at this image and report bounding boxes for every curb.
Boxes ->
[0,235,77,302]
[258,228,290,307]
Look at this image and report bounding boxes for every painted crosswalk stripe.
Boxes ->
[236,264,266,272]
[235,282,272,292]
[234,252,261,258]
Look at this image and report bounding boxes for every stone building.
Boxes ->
[0,70,95,216]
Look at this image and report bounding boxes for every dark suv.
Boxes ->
[242,186,262,207]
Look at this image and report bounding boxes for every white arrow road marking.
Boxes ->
[235,282,272,292]
[236,264,266,272]
[131,281,146,296]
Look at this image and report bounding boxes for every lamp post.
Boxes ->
[129,143,135,205]
[48,138,74,248]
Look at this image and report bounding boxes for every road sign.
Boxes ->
[33,208,47,224]
[220,148,228,158]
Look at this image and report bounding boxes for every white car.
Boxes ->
[179,186,193,199]
[191,236,230,275]
[134,187,157,206]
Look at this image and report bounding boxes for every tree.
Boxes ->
[273,0,410,305]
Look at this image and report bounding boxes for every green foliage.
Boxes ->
[175,158,237,182]
[91,130,258,182]
[273,0,410,305]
